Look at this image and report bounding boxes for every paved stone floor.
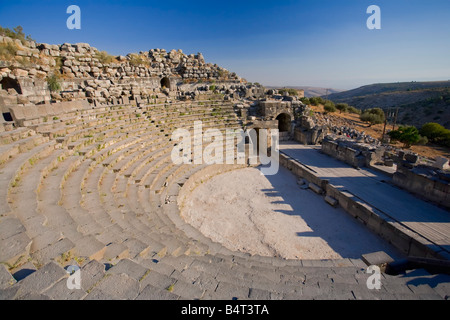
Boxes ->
[279,142,450,258]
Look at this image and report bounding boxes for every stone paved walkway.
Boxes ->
[280,142,450,259]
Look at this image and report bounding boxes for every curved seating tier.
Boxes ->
[0,100,447,300]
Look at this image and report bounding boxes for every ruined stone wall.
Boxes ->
[393,158,450,209]
[321,135,384,168]
[0,35,244,109]
[258,101,293,120]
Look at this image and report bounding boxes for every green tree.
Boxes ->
[347,106,361,114]
[419,122,448,142]
[279,88,298,96]
[360,108,385,126]
[335,103,349,113]
[388,126,422,148]
[323,100,336,113]
[300,97,310,105]
[0,25,34,43]
[309,96,324,106]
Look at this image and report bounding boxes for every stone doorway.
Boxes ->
[160,77,171,90]
[276,113,291,132]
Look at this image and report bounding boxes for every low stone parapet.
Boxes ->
[278,151,449,260]
[321,135,384,168]
[393,162,450,210]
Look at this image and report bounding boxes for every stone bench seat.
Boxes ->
[2,98,450,300]
[6,147,76,267]
[0,140,56,217]
[0,134,49,166]
[0,127,36,145]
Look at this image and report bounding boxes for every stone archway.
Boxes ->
[276,113,291,132]
[160,77,171,90]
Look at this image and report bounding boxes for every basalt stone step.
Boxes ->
[0,217,32,268]
[106,259,149,282]
[209,281,250,300]
[103,242,129,261]
[29,230,64,254]
[121,238,151,259]
[43,276,87,300]
[13,261,68,299]
[80,259,106,292]
[138,269,177,292]
[0,264,16,289]
[138,258,177,277]
[31,238,75,265]
[159,255,196,273]
[165,277,205,300]
[73,235,106,261]
[136,283,180,300]
[84,273,139,300]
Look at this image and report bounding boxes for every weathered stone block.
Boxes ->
[15,262,67,298]
[324,195,338,207]
[308,182,322,194]
[361,251,394,271]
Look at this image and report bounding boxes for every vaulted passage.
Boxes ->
[2,112,13,122]
[276,113,291,132]
[1,77,22,94]
[160,77,170,90]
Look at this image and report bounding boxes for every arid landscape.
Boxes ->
[309,103,450,160]
[326,81,450,130]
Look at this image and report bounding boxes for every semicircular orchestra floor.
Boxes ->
[180,166,404,260]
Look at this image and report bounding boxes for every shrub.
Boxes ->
[417,136,429,145]
[129,54,147,67]
[54,56,63,70]
[279,88,298,96]
[309,96,325,106]
[388,126,422,148]
[420,122,448,142]
[299,97,310,105]
[323,100,336,113]
[0,25,34,44]
[95,51,115,64]
[47,73,61,92]
[347,106,361,114]
[360,108,385,126]
[335,103,349,113]
[0,42,17,60]
[420,122,450,148]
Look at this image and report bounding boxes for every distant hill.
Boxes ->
[325,81,450,129]
[266,86,342,98]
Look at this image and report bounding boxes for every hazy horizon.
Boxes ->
[1,0,449,89]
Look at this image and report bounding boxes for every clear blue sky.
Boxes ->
[1,0,449,89]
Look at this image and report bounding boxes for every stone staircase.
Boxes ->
[0,100,449,300]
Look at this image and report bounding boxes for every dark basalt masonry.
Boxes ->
[0,35,449,300]
[0,35,265,109]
